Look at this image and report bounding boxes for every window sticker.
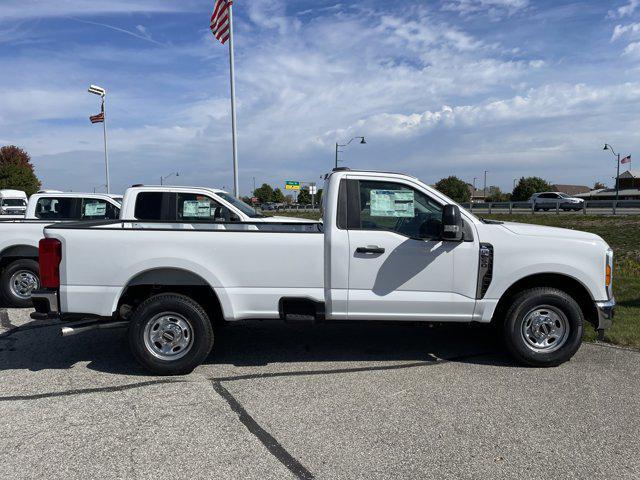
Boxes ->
[183,200,212,217]
[370,189,415,218]
[84,202,106,216]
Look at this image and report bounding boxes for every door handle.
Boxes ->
[356,246,385,254]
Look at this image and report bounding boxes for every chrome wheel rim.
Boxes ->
[143,312,194,361]
[9,270,39,299]
[521,305,569,353]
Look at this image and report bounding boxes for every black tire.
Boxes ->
[0,259,40,308]
[128,293,214,375]
[503,287,583,367]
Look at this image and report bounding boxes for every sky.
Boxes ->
[0,0,639,195]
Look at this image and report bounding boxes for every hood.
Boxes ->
[254,215,319,223]
[502,222,604,243]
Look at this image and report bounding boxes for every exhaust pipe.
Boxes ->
[61,321,128,337]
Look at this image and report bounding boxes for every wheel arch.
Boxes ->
[0,245,38,269]
[492,272,598,328]
[116,267,225,325]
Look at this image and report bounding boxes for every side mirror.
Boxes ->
[441,204,463,241]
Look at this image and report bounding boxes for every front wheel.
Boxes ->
[503,288,583,367]
[0,259,40,308]
[128,293,214,375]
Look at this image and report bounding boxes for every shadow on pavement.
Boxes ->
[0,319,515,376]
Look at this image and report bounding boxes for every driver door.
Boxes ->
[346,177,476,321]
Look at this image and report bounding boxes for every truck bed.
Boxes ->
[46,220,325,320]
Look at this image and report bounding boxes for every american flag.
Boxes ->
[210,0,233,44]
[89,112,104,124]
[621,155,631,164]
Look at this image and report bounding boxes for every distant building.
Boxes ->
[575,170,640,200]
[551,184,591,196]
[466,184,499,203]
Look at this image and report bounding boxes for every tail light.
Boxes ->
[39,238,62,289]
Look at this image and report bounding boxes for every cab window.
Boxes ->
[81,198,119,220]
[34,197,78,220]
[176,193,237,222]
[134,192,164,221]
[350,180,443,239]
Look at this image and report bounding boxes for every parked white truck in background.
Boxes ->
[32,168,615,374]
[0,192,121,307]
[0,189,28,216]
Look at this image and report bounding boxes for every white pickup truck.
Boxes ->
[0,192,122,307]
[32,168,615,374]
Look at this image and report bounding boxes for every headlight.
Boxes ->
[605,248,614,299]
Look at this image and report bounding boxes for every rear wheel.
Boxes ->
[0,259,40,308]
[503,288,583,367]
[128,293,214,375]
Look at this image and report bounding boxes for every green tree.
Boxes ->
[272,188,286,203]
[511,176,553,201]
[434,176,471,203]
[593,181,606,190]
[0,145,41,195]
[297,187,311,204]
[486,186,511,202]
[253,183,274,203]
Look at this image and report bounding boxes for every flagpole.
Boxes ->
[228,3,239,198]
[102,95,111,194]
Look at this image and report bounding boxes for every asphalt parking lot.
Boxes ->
[1,308,639,480]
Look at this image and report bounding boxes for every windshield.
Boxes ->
[217,192,264,218]
[558,193,570,198]
[2,199,26,207]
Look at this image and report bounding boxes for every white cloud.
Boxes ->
[607,0,639,19]
[324,83,640,141]
[612,22,640,41]
[622,41,640,56]
[441,0,528,17]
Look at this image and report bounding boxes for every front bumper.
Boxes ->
[30,288,61,320]
[595,298,615,330]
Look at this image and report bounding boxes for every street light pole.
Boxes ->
[603,144,625,214]
[334,136,366,169]
[160,172,179,186]
[483,170,488,200]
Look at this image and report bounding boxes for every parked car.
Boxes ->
[32,168,614,375]
[0,192,121,307]
[529,192,584,211]
[0,189,28,216]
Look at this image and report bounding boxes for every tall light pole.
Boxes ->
[160,172,179,186]
[483,170,488,200]
[88,85,110,194]
[603,144,625,214]
[335,136,366,169]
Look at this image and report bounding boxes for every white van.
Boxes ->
[0,190,28,216]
